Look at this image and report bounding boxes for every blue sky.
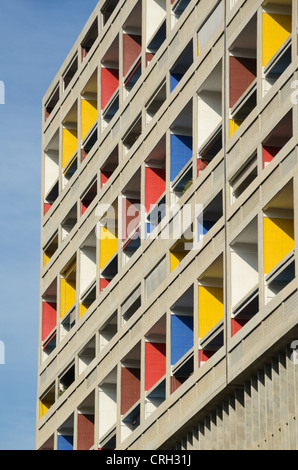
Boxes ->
[0,0,99,450]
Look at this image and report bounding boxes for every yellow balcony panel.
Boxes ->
[198,285,223,338]
[60,278,76,318]
[39,399,54,419]
[79,302,88,319]
[60,263,76,319]
[43,235,58,266]
[62,127,78,168]
[262,12,292,67]
[81,98,97,141]
[39,386,55,419]
[100,226,118,269]
[170,251,187,272]
[229,119,242,137]
[44,252,51,266]
[263,217,294,274]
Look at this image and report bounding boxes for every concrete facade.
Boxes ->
[37,0,298,450]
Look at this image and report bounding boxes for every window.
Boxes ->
[45,84,59,121]
[81,18,98,61]
[63,55,78,91]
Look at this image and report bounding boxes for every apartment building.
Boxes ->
[37,0,298,450]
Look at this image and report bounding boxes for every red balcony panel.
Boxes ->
[42,302,57,341]
[123,34,142,77]
[121,367,140,415]
[145,167,166,213]
[145,342,166,391]
[77,414,94,450]
[229,56,256,108]
[101,67,119,110]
